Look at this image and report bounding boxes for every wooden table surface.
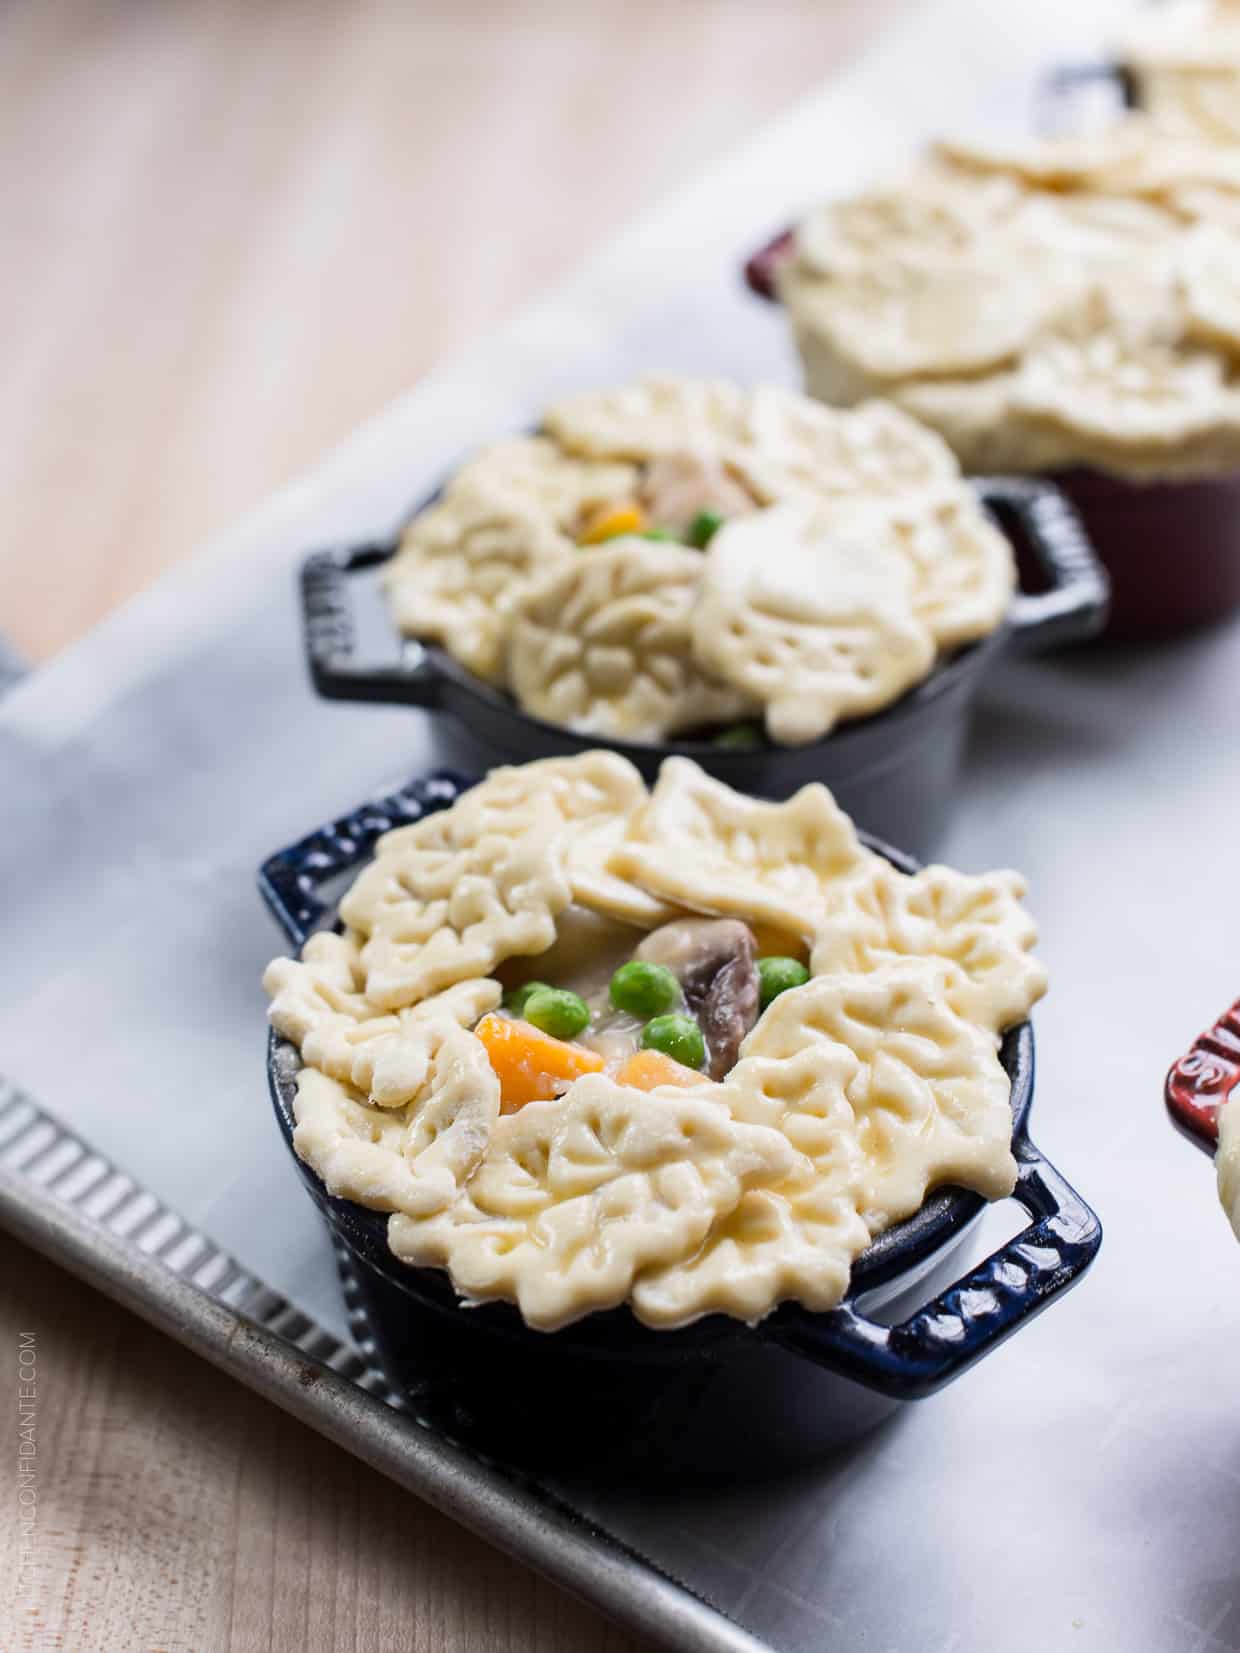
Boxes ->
[0,3,905,1648]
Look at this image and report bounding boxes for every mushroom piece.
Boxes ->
[635,917,760,1079]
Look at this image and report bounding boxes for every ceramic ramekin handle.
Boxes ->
[301,545,442,709]
[257,772,472,950]
[1041,60,1139,125]
[769,1132,1102,1400]
[978,475,1111,653]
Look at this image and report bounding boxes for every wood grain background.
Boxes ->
[0,2,906,1647]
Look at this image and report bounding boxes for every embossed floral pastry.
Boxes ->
[1118,0,1240,141]
[776,117,1240,482]
[264,752,1046,1331]
[1218,1094,1240,1239]
[381,380,1015,746]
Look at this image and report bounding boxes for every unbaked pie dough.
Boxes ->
[1217,1093,1240,1240]
[264,753,1047,1330]
[1119,1,1240,143]
[382,379,1016,747]
[778,113,1240,481]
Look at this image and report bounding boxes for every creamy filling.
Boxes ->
[491,907,776,1085]
[497,905,642,1003]
[578,1005,652,1068]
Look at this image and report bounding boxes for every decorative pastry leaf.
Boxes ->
[810,861,1047,1036]
[607,757,870,937]
[340,753,649,1010]
[300,981,502,1107]
[873,484,1015,649]
[1012,322,1240,455]
[545,378,753,461]
[384,437,638,681]
[691,504,935,743]
[508,541,754,741]
[1181,223,1240,357]
[291,1016,500,1218]
[732,959,1018,1227]
[933,119,1153,191]
[389,1074,804,1330]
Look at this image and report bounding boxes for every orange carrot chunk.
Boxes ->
[578,501,647,545]
[476,1013,605,1113]
[615,1049,703,1093]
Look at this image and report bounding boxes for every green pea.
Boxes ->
[712,723,762,750]
[523,986,590,1040]
[503,980,550,1016]
[687,510,724,549]
[609,960,679,1018]
[640,1014,705,1071]
[757,956,810,1010]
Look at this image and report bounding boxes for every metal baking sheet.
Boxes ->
[6,4,1240,1650]
[0,1080,761,1653]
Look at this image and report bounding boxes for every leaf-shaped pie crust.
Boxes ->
[735,392,960,505]
[607,757,869,937]
[872,485,1015,649]
[389,1075,804,1330]
[691,504,935,743]
[292,1016,500,1218]
[507,541,755,742]
[264,931,373,1045]
[1181,223,1240,357]
[786,257,1062,392]
[731,961,1018,1227]
[888,303,1240,480]
[1120,0,1240,75]
[339,752,650,1010]
[303,982,502,1107]
[1017,190,1183,268]
[1011,325,1240,464]
[933,120,1154,191]
[1148,72,1240,144]
[547,379,962,505]
[1118,0,1240,135]
[809,862,1047,1037]
[563,811,681,929]
[383,437,638,681]
[633,1036,870,1324]
[793,170,1024,279]
[633,958,1019,1326]
[341,793,572,1012]
[545,378,753,461]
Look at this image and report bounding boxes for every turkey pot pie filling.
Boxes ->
[264,753,1046,1332]
[382,379,1015,747]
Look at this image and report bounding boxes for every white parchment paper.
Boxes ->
[5,4,1239,1649]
